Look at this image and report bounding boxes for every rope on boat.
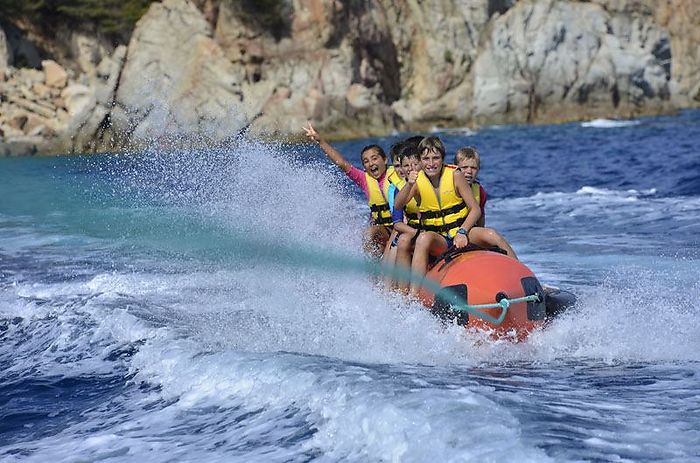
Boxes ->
[449,293,541,325]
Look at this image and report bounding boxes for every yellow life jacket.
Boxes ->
[386,166,403,187]
[403,195,421,228]
[416,165,468,237]
[366,166,398,228]
[471,182,481,206]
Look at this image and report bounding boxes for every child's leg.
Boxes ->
[363,225,390,258]
[395,232,416,293]
[468,227,518,260]
[410,231,449,295]
[381,230,400,289]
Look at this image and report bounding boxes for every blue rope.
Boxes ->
[449,294,541,325]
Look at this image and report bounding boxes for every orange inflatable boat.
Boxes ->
[418,246,576,341]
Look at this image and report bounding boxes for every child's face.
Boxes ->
[420,149,443,179]
[361,149,387,179]
[395,159,406,179]
[457,158,479,184]
[400,156,420,180]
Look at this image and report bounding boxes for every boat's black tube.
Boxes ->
[544,287,577,319]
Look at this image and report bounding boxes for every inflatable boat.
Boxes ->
[418,245,576,341]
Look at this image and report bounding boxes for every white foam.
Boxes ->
[3,137,700,462]
[581,118,641,128]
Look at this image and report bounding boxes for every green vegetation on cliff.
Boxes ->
[0,0,155,35]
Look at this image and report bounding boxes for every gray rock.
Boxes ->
[69,31,111,77]
[43,60,68,88]
[0,25,10,75]
[473,0,674,124]
[62,84,95,117]
[114,0,255,144]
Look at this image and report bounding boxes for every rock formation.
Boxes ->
[473,0,674,123]
[0,0,698,155]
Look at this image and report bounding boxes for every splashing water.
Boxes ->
[2,111,700,461]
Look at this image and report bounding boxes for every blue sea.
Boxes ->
[1,110,699,462]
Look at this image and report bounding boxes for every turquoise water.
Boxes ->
[1,112,700,461]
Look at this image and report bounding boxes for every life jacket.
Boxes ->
[471,182,481,207]
[366,166,400,228]
[416,165,468,237]
[384,168,422,229]
[403,195,421,228]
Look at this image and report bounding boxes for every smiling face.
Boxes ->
[420,148,443,180]
[457,158,479,184]
[361,148,387,179]
[400,155,420,180]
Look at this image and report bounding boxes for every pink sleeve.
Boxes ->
[346,166,369,199]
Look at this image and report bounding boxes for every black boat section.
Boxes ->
[543,286,577,320]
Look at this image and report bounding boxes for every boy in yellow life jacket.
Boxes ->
[391,145,424,292]
[303,122,401,258]
[394,136,516,295]
[455,146,519,260]
[382,142,424,291]
[455,147,487,227]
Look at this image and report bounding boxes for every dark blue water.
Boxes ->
[1,110,699,462]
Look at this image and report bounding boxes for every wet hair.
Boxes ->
[399,142,420,161]
[361,144,387,160]
[389,141,406,164]
[454,146,481,168]
[418,136,446,159]
[403,135,424,152]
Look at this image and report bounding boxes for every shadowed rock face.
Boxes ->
[0,27,10,74]
[1,0,699,155]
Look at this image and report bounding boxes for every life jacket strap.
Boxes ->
[420,217,464,235]
[370,203,391,213]
[420,203,467,220]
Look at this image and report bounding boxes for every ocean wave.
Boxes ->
[492,186,700,221]
[581,118,641,128]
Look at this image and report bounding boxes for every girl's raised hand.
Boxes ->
[303,122,321,143]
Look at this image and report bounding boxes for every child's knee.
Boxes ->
[484,227,503,241]
[397,233,413,250]
[414,232,431,250]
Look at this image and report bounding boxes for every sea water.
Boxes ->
[1,110,699,462]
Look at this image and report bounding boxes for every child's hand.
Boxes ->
[453,233,469,248]
[407,170,419,185]
[303,122,321,143]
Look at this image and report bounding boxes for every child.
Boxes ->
[454,147,486,227]
[393,136,481,294]
[382,144,423,291]
[454,145,519,260]
[303,122,400,258]
[395,137,518,295]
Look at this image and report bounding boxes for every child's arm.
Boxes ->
[453,172,482,248]
[477,185,486,227]
[303,123,351,173]
[391,191,418,237]
[393,170,419,212]
[394,221,418,237]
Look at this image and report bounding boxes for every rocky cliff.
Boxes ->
[1,0,698,155]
